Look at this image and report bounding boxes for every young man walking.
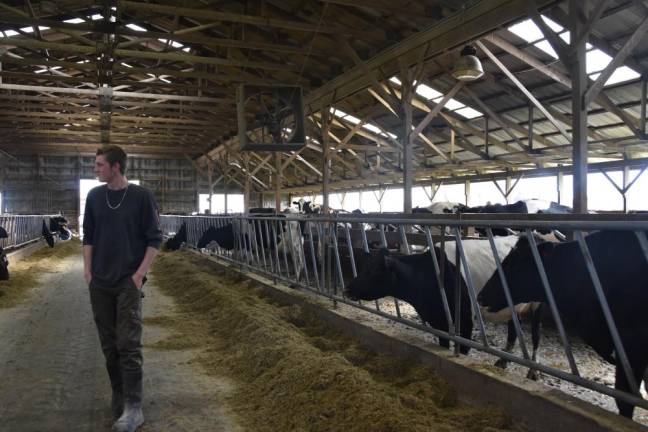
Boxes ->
[83,145,162,432]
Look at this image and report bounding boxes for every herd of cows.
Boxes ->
[0,215,71,281]
[161,199,648,418]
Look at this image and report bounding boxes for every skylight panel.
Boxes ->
[126,23,146,32]
[590,66,640,86]
[415,83,442,100]
[438,98,465,111]
[541,16,563,32]
[182,47,191,52]
[386,131,397,139]
[534,40,558,59]
[559,31,570,44]
[389,76,402,86]
[63,18,85,24]
[454,106,483,119]
[344,114,361,124]
[363,124,383,134]
[586,48,613,74]
[3,30,18,36]
[331,107,348,118]
[507,19,544,43]
[90,14,103,20]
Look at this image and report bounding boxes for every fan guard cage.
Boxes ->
[237,84,306,151]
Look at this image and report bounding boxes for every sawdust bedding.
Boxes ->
[148,250,524,432]
[0,239,80,309]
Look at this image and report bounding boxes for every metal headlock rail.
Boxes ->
[160,212,648,414]
[0,214,59,251]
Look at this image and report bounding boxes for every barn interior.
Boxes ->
[1,0,648,431]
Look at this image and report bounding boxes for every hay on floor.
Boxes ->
[149,250,518,432]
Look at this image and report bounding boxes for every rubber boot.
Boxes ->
[112,372,144,432]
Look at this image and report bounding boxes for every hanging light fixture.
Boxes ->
[452,45,484,81]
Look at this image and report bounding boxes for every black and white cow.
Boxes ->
[462,199,571,215]
[42,220,55,248]
[49,216,72,241]
[413,201,467,214]
[164,222,187,251]
[345,236,544,375]
[478,231,648,418]
[293,199,321,214]
[0,226,8,280]
[198,208,305,280]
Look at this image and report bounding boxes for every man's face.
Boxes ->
[94,154,119,183]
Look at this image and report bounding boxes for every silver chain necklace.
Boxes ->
[105,184,129,210]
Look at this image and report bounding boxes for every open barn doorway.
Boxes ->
[78,179,140,237]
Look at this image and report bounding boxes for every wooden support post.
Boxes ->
[623,164,630,213]
[641,75,647,137]
[402,67,414,214]
[464,180,471,206]
[557,170,564,204]
[528,103,534,151]
[275,152,282,211]
[570,0,588,213]
[484,116,490,158]
[244,154,251,213]
[322,106,331,214]
[505,176,512,204]
[206,161,213,214]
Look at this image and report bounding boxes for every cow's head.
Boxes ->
[344,249,405,301]
[197,224,234,250]
[479,236,554,312]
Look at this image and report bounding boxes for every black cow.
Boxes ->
[344,236,545,378]
[49,216,72,241]
[478,231,648,418]
[344,248,473,354]
[42,220,55,248]
[164,222,187,251]
[0,227,8,280]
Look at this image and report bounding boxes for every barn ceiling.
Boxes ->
[1,0,648,195]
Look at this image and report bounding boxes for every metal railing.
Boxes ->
[0,214,59,251]
[160,212,648,416]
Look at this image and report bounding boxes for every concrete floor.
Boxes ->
[0,247,240,432]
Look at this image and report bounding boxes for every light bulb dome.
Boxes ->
[452,45,484,81]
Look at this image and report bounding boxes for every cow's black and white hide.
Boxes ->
[345,235,544,378]
[164,222,187,251]
[49,216,72,241]
[479,231,648,418]
[413,201,468,214]
[293,199,321,214]
[459,199,572,236]
[197,210,305,280]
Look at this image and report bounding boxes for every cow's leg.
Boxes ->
[614,335,648,418]
[457,295,473,355]
[495,319,516,369]
[526,305,543,380]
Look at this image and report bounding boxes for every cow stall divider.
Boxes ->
[0,214,60,251]
[160,212,648,417]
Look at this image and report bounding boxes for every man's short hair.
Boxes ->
[97,145,127,175]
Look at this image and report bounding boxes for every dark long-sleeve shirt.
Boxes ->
[83,183,162,287]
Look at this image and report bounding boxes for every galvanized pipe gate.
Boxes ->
[0,214,59,250]
[160,212,648,415]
